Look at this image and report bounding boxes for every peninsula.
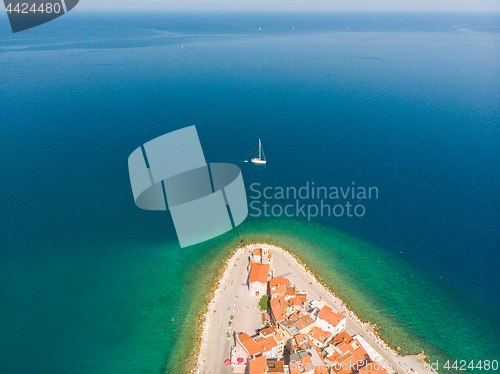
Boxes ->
[195,244,435,374]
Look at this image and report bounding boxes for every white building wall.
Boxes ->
[352,335,384,362]
[249,281,267,296]
[315,318,337,336]
[337,318,346,334]
[315,317,346,336]
[262,346,279,359]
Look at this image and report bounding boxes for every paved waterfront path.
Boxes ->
[202,247,261,374]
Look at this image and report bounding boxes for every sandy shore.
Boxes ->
[193,243,433,374]
[193,245,248,373]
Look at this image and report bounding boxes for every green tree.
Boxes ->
[259,295,269,310]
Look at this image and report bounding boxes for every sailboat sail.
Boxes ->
[252,139,267,164]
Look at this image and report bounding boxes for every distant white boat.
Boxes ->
[251,139,267,164]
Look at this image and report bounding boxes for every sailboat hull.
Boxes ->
[251,158,266,164]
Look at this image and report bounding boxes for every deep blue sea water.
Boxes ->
[1,11,499,374]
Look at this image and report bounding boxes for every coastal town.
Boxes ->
[196,244,434,374]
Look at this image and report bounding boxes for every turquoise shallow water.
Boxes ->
[163,218,500,373]
[232,220,500,366]
[0,11,499,374]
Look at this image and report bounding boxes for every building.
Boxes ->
[289,351,315,374]
[259,326,286,357]
[235,327,286,365]
[278,319,300,339]
[234,262,389,374]
[290,312,316,334]
[267,360,285,373]
[352,335,384,363]
[315,366,330,374]
[289,292,308,311]
[248,261,270,296]
[248,356,268,374]
[252,247,273,265]
[270,296,291,323]
[269,277,310,323]
[269,277,307,310]
[269,277,291,299]
[292,333,313,352]
[235,332,261,363]
[315,305,347,336]
[247,357,286,374]
[307,326,333,348]
[288,340,330,374]
[325,332,371,374]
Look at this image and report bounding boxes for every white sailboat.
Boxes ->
[251,139,267,164]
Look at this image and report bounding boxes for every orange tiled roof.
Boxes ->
[237,333,261,356]
[332,366,356,374]
[259,326,285,344]
[249,262,270,284]
[315,365,330,374]
[327,351,341,362]
[290,297,303,306]
[308,326,332,344]
[317,305,346,327]
[295,314,315,331]
[333,331,352,344]
[268,360,285,373]
[296,293,308,303]
[293,333,313,348]
[337,351,354,365]
[292,344,307,353]
[270,284,286,297]
[331,339,370,374]
[238,331,280,357]
[249,355,267,374]
[259,326,275,337]
[270,326,286,343]
[270,297,288,322]
[269,276,290,289]
[348,338,370,363]
[254,334,278,353]
[336,341,352,356]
